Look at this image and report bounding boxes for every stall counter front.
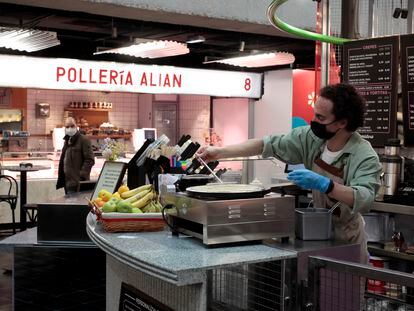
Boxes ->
[86,214,297,310]
[86,213,363,311]
[0,227,106,310]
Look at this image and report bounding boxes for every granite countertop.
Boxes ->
[0,228,97,249]
[86,213,297,286]
[371,201,414,216]
[0,228,38,249]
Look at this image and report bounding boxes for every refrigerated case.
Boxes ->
[0,109,26,152]
[0,109,22,133]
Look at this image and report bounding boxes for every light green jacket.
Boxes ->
[262,125,382,215]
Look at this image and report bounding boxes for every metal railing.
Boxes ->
[306,256,414,311]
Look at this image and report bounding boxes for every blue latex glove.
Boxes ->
[287,169,331,193]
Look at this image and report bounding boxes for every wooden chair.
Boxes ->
[0,175,19,234]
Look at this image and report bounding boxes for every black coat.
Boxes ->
[56,132,95,190]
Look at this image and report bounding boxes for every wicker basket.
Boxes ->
[89,201,166,233]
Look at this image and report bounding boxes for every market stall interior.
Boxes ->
[2,1,414,310]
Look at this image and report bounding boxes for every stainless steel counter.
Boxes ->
[371,201,414,216]
[264,238,361,280]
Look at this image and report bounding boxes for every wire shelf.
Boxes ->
[208,259,295,311]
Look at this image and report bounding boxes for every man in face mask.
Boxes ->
[197,83,381,263]
[56,117,95,194]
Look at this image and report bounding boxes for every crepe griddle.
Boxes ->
[185,184,271,200]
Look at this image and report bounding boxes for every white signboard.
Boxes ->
[0,54,263,98]
[91,161,127,200]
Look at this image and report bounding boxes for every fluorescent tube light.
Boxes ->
[186,35,205,44]
[0,27,60,52]
[203,52,295,68]
[93,40,189,58]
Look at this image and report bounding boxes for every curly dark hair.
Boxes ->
[319,83,366,132]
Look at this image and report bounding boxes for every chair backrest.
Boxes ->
[0,175,18,197]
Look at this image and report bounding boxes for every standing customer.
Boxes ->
[56,117,95,194]
[197,83,382,263]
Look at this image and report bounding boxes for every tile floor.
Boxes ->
[0,231,106,311]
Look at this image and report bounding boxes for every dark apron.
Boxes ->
[312,157,369,264]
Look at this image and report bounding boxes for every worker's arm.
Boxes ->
[196,138,264,162]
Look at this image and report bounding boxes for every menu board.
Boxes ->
[343,36,399,147]
[118,283,173,311]
[400,34,414,145]
[91,161,127,200]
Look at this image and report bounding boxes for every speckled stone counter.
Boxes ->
[86,213,297,310]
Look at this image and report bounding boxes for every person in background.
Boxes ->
[197,83,382,263]
[56,117,95,194]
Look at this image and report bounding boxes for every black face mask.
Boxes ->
[310,120,338,140]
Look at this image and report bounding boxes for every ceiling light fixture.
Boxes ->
[186,35,205,44]
[203,52,295,68]
[111,26,118,39]
[93,40,189,58]
[239,41,245,52]
[0,27,60,52]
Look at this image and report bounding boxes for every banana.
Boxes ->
[122,189,151,204]
[153,201,163,213]
[121,184,152,199]
[141,202,151,213]
[148,201,157,213]
[131,191,154,208]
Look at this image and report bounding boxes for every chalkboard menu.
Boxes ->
[119,282,173,311]
[343,36,399,146]
[400,34,414,145]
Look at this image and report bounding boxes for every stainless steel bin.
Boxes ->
[295,208,332,240]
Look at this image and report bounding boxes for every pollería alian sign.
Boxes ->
[0,54,263,98]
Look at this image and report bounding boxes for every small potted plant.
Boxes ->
[100,137,126,161]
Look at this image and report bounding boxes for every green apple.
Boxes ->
[102,201,117,213]
[116,201,133,213]
[109,197,120,204]
[132,207,143,214]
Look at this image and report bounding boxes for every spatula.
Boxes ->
[197,157,223,184]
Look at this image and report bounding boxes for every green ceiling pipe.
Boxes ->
[267,0,351,45]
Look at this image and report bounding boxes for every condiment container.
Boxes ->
[295,208,332,240]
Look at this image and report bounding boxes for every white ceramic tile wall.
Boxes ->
[27,89,139,133]
[26,89,139,150]
[25,90,210,149]
[179,94,210,144]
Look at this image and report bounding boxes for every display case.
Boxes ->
[63,106,131,140]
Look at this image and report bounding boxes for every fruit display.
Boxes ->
[92,184,163,214]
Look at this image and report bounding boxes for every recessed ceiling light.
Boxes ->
[203,52,295,68]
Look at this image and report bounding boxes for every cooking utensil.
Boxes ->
[328,201,341,214]
[197,157,223,184]
[199,160,219,175]
[186,183,270,200]
[174,174,214,191]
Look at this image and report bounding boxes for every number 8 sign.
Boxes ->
[244,78,251,91]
